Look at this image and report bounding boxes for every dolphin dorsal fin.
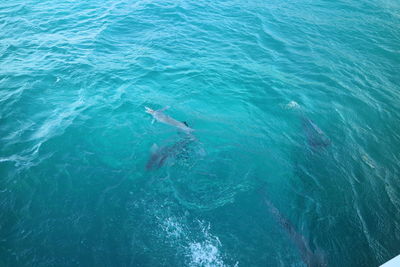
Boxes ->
[150,143,159,154]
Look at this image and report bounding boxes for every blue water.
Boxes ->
[1,0,400,266]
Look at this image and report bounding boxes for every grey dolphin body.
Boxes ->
[145,106,194,133]
[262,197,327,267]
[301,115,330,150]
[146,135,196,170]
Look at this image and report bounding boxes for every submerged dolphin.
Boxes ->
[262,196,327,267]
[301,114,330,150]
[146,135,196,170]
[145,106,194,133]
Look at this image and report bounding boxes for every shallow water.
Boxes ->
[1,0,400,266]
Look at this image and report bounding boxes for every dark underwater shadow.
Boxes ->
[256,185,328,267]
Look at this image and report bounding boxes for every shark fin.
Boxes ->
[182,121,189,127]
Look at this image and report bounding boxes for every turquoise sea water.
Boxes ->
[1,0,400,266]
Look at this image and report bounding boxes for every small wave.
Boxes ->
[0,142,51,172]
[361,154,376,169]
[31,98,86,141]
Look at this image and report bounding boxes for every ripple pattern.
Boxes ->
[1,0,400,266]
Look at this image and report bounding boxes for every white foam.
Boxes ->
[161,216,184,239]
[157,214,228,267]
[188,240,224,267]
[186,221,225,267]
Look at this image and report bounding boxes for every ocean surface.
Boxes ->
[1,0,399,266]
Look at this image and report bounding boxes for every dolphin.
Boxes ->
[146,135,196,170]
[301,114,330,150]
[262,196,327,267]
[145,106,194,133]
